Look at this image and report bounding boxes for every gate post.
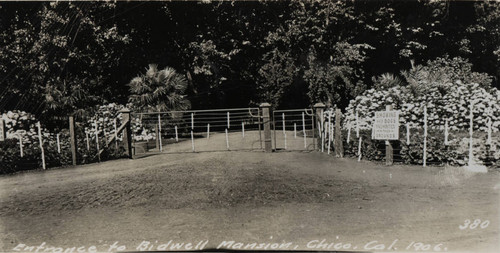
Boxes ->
[334,108,344,157]
[314,103,326,151]
[69,116,78,165]
[120,108,133,159]
[260,103,272,152]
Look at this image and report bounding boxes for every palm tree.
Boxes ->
[128,64,190,112]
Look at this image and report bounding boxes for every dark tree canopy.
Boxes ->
[1,0,499,126]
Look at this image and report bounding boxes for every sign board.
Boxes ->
[0,119,5,141]
[372,110,399,140]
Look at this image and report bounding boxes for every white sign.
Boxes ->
[372,111,399,140]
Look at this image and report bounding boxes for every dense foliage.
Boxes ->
[1,1,500,121]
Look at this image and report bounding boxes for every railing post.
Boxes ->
[69,116,77,165]
[314,103,326,151]
[120,108,133,159]
[260,103,272,152]
[335,108,344,157]
[0,118,6,141]
[386,105,394,166]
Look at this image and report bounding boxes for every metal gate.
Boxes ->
[130,108,262,155]
[272,108,316,151]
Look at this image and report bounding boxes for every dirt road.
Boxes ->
[1,148,499,252]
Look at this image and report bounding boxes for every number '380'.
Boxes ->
[459,219,489,230]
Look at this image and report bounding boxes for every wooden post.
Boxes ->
[329,117,333,152]
[225,128,229,150]
[19,135,24,157]
[282,113,286,135]
[242,122,245,138]
[423,105,428,167]
[487,117,492,145]
[468,102,474,166]
[258,109,262,149]
[260,103,272,152]
[327,112,332,154]
[94,120,100,162]
[314,103,325,151]
[406,122,410,144]
[207,123,210,139]
[120,108,133,159]
[302,112,307,148]
[191,113,194,129]
[321,110,324,152]
[385,105,394,165]
[56,133,61,153]
[358,137,362,162]
[37,122,46,170]
[69,116,77,165]
[0,118,5,141]
[227,112,230,129]
[334,109,344,158]
[175,125,179,142]
[191,130,195,152]
[158,114,162,152]
[282,113,286,149]
[114,118,118,150]
[294,123,297,139]
[191,113,195,152]
[86,131,90,151]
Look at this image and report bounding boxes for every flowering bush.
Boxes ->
[334,77,500,166]
[0,111,73,174]
[344,82,500,132]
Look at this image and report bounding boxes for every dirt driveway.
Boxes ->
[1,148,499,252]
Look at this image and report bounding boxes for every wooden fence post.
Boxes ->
[358,137,362,162]
[468,102,474,166]
[423,105,428,167]
[0,118,5,141]
[120,108,133,159]
[94,120,100,162]
[56,133,61,154]
[406,122,411,144]
[158,114,162,152]
[302,112,307,148]
[385,105,393,165]
[327,111,332,154]
[69,116,77,166]
[314,103,326,151]
[260,103,272,152]
[114,118,118,150]
[334,108,344,158]
[18,136,24,157]
[37,122,46,170]
[175,125,179,142]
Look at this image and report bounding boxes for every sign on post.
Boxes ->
[372,110,400,140]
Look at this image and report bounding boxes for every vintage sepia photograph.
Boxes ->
[0,0,499,252]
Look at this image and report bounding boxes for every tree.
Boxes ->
[257,49,296,107]
[128,64,190,113]
[0,2,131,126]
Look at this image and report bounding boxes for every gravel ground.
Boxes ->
[0,132,499,252]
